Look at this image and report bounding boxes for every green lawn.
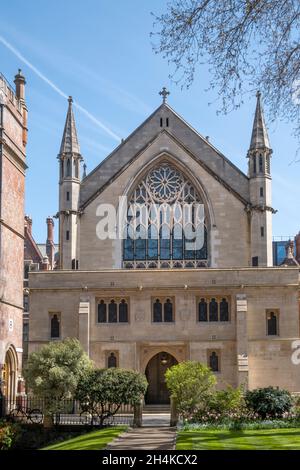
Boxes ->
[41,426,127,450]
[176,428,300,450]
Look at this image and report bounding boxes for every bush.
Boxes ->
[193,386,245,422]
[24,338,93,418]
[245,386,293,419]
[75,368,148,425]
[165,361,216,421]
[0,421,21,450]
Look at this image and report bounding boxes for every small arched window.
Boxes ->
[164,299,173,322]
[153,299,162,322]
[108,300,117,323]
[220,298,229,322]
[119,299,128,323]
[267,311,278,336]
[51,314,60,339]
[98,300,107,323]
[209,298,218,322]
[259,155,263,173]
[66,158,71,177]
[198,298,208,322]
[108,352,117,368]
[60,160,64,179]
[209,351,219,372]
[74,160,79,178]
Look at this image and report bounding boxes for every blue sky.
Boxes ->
[0,0,299,242]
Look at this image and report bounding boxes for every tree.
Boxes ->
[165,361,216,420]
[75,368,148,426]
[152,1,300,144]
[24,338,93,419]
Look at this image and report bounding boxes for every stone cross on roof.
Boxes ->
[159,87,170,104]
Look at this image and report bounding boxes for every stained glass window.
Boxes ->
[198,298,208,322]
[220,298,229,321]
[209,352,219,372]
[123,163,208,269]
[108,300,117,323]
[209,298,218,322]
[98,300,107,323]
[153,299,162,322]
[119,300,128,323]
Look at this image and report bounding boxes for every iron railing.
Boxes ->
[0,395,134,426]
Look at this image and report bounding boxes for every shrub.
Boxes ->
[0,421,21,450]
[193,386,245,422]
[75,368,148,425]
[165,361,216,421]
[245,386,293,419]
[24,338,93,419]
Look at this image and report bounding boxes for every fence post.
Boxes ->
[133,398,143,427]
[0,395,4,418]
[170,397,178,427]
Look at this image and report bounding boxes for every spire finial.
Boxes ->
[249,90,270,151]
[159,87,170,104]
[59,96,80,154]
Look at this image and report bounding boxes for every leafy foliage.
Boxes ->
[165,361,216,420]
[153,0,300,149]
[206,386,244,415]
[245,386,293,418]
[24,338,93,414]
[0,421,21,450]
[75,368,147,425]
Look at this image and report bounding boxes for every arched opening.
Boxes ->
[145,351,178,404]
[122,160,209,269]
[2,347,18,402]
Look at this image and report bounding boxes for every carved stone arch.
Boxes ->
[115,151,214,268]
[2,344,18,400]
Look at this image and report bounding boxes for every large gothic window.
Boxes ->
[123,163,208,269]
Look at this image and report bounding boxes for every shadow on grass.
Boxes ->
[41,427,127,451]
[177,428,300,450]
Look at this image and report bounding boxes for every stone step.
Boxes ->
[143,405,171,414]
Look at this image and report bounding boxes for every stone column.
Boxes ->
[236,294,249,389]
[78,295,90,356]
[170,396,178,427]
[133,398,143,427]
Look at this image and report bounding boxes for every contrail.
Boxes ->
[0,35,121,142]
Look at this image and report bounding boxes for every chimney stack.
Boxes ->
[296,232,300,264]
[14,69,26,101]
[46,217,55,269]
[24,215,32,234]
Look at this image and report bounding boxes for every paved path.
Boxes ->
[106,426,176,450]
[142,412,170,427]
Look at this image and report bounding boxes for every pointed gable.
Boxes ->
[60,96,80,155]
[80,103,250,208]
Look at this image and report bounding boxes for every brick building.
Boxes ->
[23,216,58,364]
[0,70,27,401]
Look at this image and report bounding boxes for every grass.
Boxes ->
[41,426,127,450]
[176,428,300,450]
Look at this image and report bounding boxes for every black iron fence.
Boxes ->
[0,395,134,426]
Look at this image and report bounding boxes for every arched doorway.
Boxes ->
[145,352,178,404]
[2,347,17,402]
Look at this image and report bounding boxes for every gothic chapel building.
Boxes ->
[28,91,300,403]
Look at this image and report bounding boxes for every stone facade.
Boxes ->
[0,71,27,400]
[28,92,300,400]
